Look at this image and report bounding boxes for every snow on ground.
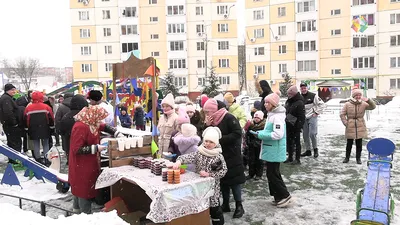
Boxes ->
[0,104,399,225]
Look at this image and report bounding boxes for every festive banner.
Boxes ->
[352,15,368,33]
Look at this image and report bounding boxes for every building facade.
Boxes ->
[69,0,239,98]
[245,0,400,97]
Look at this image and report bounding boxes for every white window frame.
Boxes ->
[169,59,186,69]
[167,5,185,16]
[121,42,139,53]
[122,7,137,17]
[218,76,231,85]
[279,45,287,54]
[253,10,264,20]
[389,56,400,68]
[390,13,400,24]
[353,0,375,6]
[352,56,375,69]
[331,9,341,16]
[103,28,111,37]
[297,40,316,52]
[150,17,158,22]
[197,59,205,68]
[217,6,228,15]
[390,35,400,47]
[121,25,138,35]
[218,24,229,32]
[353,35,375,48]
[279,64,287,73]
[297,60,317,71]
[254,47,265,56]
[104,45,112,54]
[389,78,400,89]
[331,29,341,36]
[331,49,341,55]
[278,26,286,35]
[151,34,159,39]
[297,0,315,13]
[196,6,203,15]
[80,29,91,38]
[198,78,206,86]
[331,69,341,75]
[81,46,91,55]
[105,63,113,72]
[219,59,230,68]
[174,77,187,86]
[168,24,185,34]
[353,14,374,26]
[170,41,184,51]
[218,41,229,50]
[78,11,89,20]
[254,65,265,74]
[196,24,205,33]
[102,10,111,19]
[81,64,92,73]
[297,20,317,32]
[197,42,205,51]
[254,28,264,38]
[149,0,157,4]
[278,7,286,17]
[151,51,160,57]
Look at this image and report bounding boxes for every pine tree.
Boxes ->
[279,73,293,98]
[160,70,180,97]
[201,66,221,98]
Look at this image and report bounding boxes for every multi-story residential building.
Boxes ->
[69,0,239,99]
[245,0,400,97]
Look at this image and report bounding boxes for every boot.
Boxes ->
[221,202,231,212]
[290,159,301,165]
[283,157,293,163]
[300,150,312,157]
[342,158,349,163]
[313,148,319,158]
[356,158,362,164]
[210,206,224,225]
[356,146,362,165]
[232,201,244,218]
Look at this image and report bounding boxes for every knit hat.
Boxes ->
[224,92,235,105]
[4,84,16,92]
[177,107,190,125]
[352,89,363,98]
[253,101,262,110]
[200,94,209,108]
[88,90,103,102]
[287,85,298,98]
[186,104,195,113]
[265,91,281,107]
[254,111,264,120]
[161,93,175,108]
[203,99,218,114]
[181,124,198,137]
[300,82,308,87]
[202,127,222,146]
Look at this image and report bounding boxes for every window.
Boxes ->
[121,25,138,35]
[81,46,91,55]
[278,26,286,35]
[167,5,184,15]
[218,24,229,32]
[297,20,316,32]
[103,28,111,37]
[297,41,316,52]
[331,69,341,75]
[390,35,400,46]
[196,6,203,15]
[79,11,89,20]
[278,7,286,17]
[102,0,109,1]
[102,10,110,19]
[105,63,112,72]
[170,41,184,51]
[331,29,341,36]
[254,47,265,55]
[168,24,185,34]
[297,0,315,13]
[279,64,287,73]
[389,57,400,68]
[331,9,341,16]
[151,34,159,39]
[197,42,205,50]
[331,49,341,55]
[391,0,400,2]
[352,56,375,69]
[151,51,160,57]
[367,78,374,89]
[218,41,229,50]
[353,35,374,48]
[169,59,186,69]
[81,64,92,73]
[174,77,187,86]
[80,29,90,38]
[198,78,206,86]
[122,7,137,17]
[297,60,316,71]
[353,0,374,5]
[390,13,400,24]
[254,28,264,38]
[105,45,112,54]
[150,17,158,22]
[121,43,139,53]
[218,76,231,85]
[353,14,374,25]
[389,79,400,89]
[279,45,287,54]
[219,59,230,68]
[149,0,157,4]
[254,65,265,74]
[196,24,204,33]
[217,6,228,15]
[253,10,264,20]
[197,60,205,68]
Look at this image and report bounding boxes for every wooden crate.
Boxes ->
[108,140,152,168]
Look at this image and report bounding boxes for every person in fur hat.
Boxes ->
[173,123,201,171]
[158,93,179,153]
[255,79,273,118]
[173,127,228,225]
[245,111,266,180]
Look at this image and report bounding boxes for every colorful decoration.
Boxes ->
[352,16,368,33]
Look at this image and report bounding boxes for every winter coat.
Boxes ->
[214,113,245,186]
[340,98,376,140]
[190,110,203,137]
[177,151,227,207]
[257,105,287,163]
[134,107,145,126]
[119,114,132,128]
[245,119,266,153]
[285,93,305,132]
[257,81,273,118]
[301,91,325,119]
[24,96,55,140]
[55,96,73,131]
[168,130,180,160]
[16,95,31,108]
[174,134,201,171]
[69,122,106,199]
[228,103,248,128]
[0,93,19,126]
[158,113,178,152]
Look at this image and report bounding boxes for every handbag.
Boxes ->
[286,114,297,126]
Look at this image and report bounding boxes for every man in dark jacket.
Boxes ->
[16,90,32,107]
[284,85,305,165]
[0,84,22,163]
[55,92,74,154]
[16,91,32,153]
[257,80,273,118]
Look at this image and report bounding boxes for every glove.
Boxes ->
[114,131,125,138]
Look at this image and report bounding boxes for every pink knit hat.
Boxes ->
[265,91,281,107]
[177,108,190,125]
[203,99,218,114]
[200,94,209,108]
[186,104,195,113]
[352,89,362,98]
[287,85,298,98]
[254,111,264,120]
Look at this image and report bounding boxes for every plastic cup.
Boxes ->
[130,137,137,148]
[117,138,125,151]
[137,137,143,147]
[124,138,131,149]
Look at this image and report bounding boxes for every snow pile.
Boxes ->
[0,203,128,225]
[386,96,400,108]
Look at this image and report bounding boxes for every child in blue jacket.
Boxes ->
[119,106,132,128]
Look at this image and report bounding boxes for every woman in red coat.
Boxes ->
[69,105,119,214]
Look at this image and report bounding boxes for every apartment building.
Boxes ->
[69,0,239,98]
[245,0,400,97]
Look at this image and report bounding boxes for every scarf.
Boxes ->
[198,144,222,157]
[207,108,228,126]
[74,105,109,135]
[163,108,174,115]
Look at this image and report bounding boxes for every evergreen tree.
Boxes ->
[160,70,180,97]
[279,73,293,98]
[201,66,221,98]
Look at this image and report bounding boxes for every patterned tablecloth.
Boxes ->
[95,165,215,223]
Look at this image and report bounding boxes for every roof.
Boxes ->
[317,80,351,87]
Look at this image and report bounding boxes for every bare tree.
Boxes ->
[2,58,40,91]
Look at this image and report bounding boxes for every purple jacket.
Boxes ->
[173,135,201,171]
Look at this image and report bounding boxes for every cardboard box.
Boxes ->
[103,197,129,215]
[120,211,147,225]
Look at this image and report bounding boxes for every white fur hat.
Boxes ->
[202,127,222,145]
[161,93,175,108]
[181,124,198,137]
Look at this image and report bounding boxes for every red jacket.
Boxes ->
[24,92,54,140]
[68,121,106,199]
